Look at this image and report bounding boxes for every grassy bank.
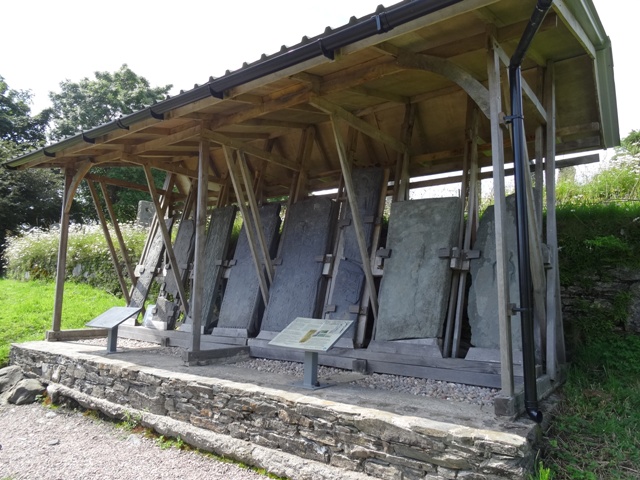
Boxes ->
[0,279,124,367]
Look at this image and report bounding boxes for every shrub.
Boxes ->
[3,222,148,296]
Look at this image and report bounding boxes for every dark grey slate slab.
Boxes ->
[468,194,522,351]
[375,197,461,341]
[201,205,237,331]
[260,197,337,333]
[216,203,281,336]
[164,218,195,299]
[129,219,173,309]
[327,168,384,331]
[87,306,142,329]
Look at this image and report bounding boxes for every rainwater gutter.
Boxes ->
[5,0,465,169]
[508,0,553,424]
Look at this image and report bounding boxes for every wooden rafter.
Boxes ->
[378,43,491,119]
[310,97,406,154]
[201,129,299,171]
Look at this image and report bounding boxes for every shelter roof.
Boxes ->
[4,0,618,198]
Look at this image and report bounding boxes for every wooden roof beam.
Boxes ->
[309,97,406,154]
[552,0,596,59]
[492,38,547,125]
[347,86,410,105]
[201,129,300,171]
[131,124,202,156]
[378,42,491,119]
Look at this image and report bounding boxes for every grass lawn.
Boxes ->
[0,278,124,367]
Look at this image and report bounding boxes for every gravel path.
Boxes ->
[0,403,268,480]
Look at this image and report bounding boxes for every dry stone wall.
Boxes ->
[561,267,640,337]
[11,345,535,480]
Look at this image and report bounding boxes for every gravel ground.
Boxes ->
[237,358,499,406]
[76,338,499,406]
[0,403,268,480]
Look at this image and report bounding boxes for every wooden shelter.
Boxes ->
[5,0,618,417]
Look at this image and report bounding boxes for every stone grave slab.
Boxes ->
[260,197,337,334]
[326,168,383,335]
[375,197,461,341]
[129,218,173,310]
[214,203,281,337]
[468,194,522,352]
[164,218,195,299]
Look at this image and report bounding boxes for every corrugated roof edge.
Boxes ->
[3,0,465,170]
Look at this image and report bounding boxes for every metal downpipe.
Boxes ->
[508,0,553,424]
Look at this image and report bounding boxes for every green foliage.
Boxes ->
[0,76,62,269]
[0,75,50,147]
[616,129,640,159]
[117,410,143,432]
[0,279,124,367]
[546,137,640,479]
[45,65,171,221]
[555,202,640,288]
[3,222,148,295]
[48,64,171,141]
[545,334,640,479]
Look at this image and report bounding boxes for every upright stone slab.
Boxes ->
[164,218,195,299]
[181,205,238,333]
[375,197,461,341]
[129,219,173,310]
[215,203,281,337]
[468,194,522,351]
[260,197,337,333]
[136,200,154,227]
[327,168,384,331]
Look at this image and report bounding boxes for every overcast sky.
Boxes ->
[1,0,636,139]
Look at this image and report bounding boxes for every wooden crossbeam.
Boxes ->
[131,125,201,155]
[310,97,406,154]
[378,43,491,120]
[492,41,548,124]
[330,115,379,323]
[223,146,270,305]
[88,181,131,302]
[64,161,93,214]
[98,181,137,288]
[143,164,189,316]
[201,129,299,171]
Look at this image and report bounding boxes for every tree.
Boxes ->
[615,130,640,159]
[0,76,63,270]
[48,64,171,140]
[47,65,172,221]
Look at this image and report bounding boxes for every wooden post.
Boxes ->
[190,140,209,352]
[98,181,136,288]
[237,150,274,283]
[330,115,379,323]
[143,165,189,315]
[544,61,566,378]
[395,104,416,202]
[443,101,473,357]
[522,134,548,364]
[452,101,480,358]
[533,126,544,233]
[50,168,74,334]
[88,181,131,303]
[487,38,514,396]
[223,146,270,305]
